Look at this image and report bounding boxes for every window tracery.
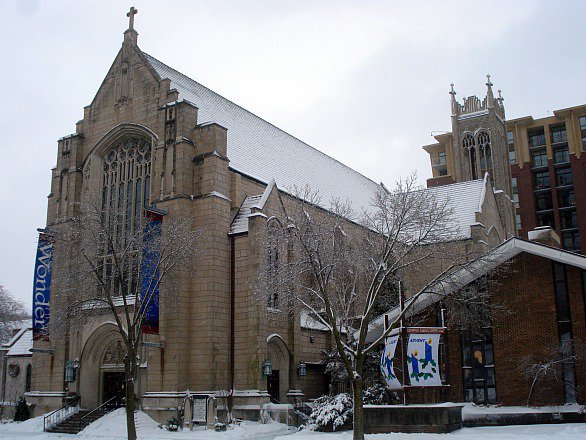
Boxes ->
[100,136,152,296]
[463,134,477,180]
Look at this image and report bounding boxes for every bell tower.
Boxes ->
[449,76,515,235]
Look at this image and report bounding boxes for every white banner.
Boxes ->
[407,333,442,386]
[380,335,402,389]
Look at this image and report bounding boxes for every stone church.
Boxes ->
[28,11,517,421]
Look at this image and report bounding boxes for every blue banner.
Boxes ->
[140,209,163,334]
[32,232,54,341]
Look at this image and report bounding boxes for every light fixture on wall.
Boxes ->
[262,359,272,376]
[297,361,307,377]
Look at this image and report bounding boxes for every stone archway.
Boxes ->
[78,323,125,409]
[266,334,290,403]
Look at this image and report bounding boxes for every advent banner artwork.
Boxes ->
[406,333,441,386]
[380,335,402,389]
[140,209,163,334]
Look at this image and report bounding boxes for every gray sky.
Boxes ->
[1,0,585,308]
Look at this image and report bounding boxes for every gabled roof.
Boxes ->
[367,237,586,342]
[2,327,32,357]
[423,177,487,238]
[143,53,381,214]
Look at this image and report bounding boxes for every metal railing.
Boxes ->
[43,402,79,431]
[76,396,117,432]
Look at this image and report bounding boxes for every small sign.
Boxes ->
[407,327,446,334]
[192,396,207,423]
[140,341,165,349]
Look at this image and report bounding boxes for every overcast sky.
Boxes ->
[1,0,585,308]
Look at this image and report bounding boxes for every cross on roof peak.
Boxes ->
[127,6,138,31]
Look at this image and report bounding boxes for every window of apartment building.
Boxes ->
[558,189,575,208]
[580,116,586,147]
[554,145,570,164]
[515,213,522,231]
[507,131,516,165]
[556,168,573,187]
[534,171,551,190]
[552,263,577,402]
[511,177,519,207]
[535,191,553,211]
[560,209,578,230]
[537,211,555,229]
[528,127,546,148]
[531,150,548,168]
[562,231,580,253]
[551,124,568,144]
[437,151,446,165]
[461,327,497,405]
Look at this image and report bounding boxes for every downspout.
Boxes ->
[229,236,235,415]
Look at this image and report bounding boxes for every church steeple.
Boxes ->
[124,6,139,45]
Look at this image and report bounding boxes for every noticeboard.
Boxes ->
[192,396,207,423]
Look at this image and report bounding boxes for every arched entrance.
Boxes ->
[266,335,290,403]
[79,323,126,409]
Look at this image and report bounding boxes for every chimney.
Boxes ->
[527,226,561,248]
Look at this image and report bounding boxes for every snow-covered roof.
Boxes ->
[2,328,32,357]
[143,53,380,213]
[367,237,586,342]
[230,195,262,235]
[424,178,487,238]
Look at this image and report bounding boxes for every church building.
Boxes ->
[28,10,525,423]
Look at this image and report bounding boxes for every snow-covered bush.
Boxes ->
[309,393,353,432]
[363,381,398,405]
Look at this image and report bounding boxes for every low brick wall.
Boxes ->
[364,404,464,434]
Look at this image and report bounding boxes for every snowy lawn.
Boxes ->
[275,423,586,440]
[0,408,293,439]
[1,408,585,439]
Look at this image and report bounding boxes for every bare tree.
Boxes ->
[519,340,584,406]
[53,197,201,440]
[0,284,28,342]
[256,175,493,440]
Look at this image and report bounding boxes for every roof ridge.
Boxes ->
[142,52,379,187]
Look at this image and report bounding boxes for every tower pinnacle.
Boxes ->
[486,74,495,108]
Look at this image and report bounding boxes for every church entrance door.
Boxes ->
[267,370,280,403]
[102,371,126,408]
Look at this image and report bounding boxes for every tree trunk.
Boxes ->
[352,365,365,440]
[125,348,137,440]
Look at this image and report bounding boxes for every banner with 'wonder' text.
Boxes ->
[32,232,54,341]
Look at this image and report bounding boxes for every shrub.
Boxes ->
[14,397,30,422]
[309,393,353,432]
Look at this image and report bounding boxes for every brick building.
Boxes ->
[423,81,586,254]
[372,229,586,406]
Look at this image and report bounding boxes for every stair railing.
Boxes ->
[77,396,117,432]
[43,401,80,431]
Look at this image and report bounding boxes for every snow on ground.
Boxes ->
[275,423,586,440]
[0,408,585,440]
[0,408,293,439]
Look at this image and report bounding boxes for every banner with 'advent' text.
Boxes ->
[32,232,54,341]
[380,335,402,389]
[407,333,442,386]
[140,210,163,334]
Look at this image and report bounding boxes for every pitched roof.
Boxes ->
[143,53,381,213]
[366,237,586,342]
[423,177,487,238]
[2,327,32,357]
[229,195,262,235]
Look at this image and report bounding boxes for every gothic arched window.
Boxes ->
[100,137,152,296]
[463,134,477,180]
[477,131,492,180]
[266,219,281,310]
